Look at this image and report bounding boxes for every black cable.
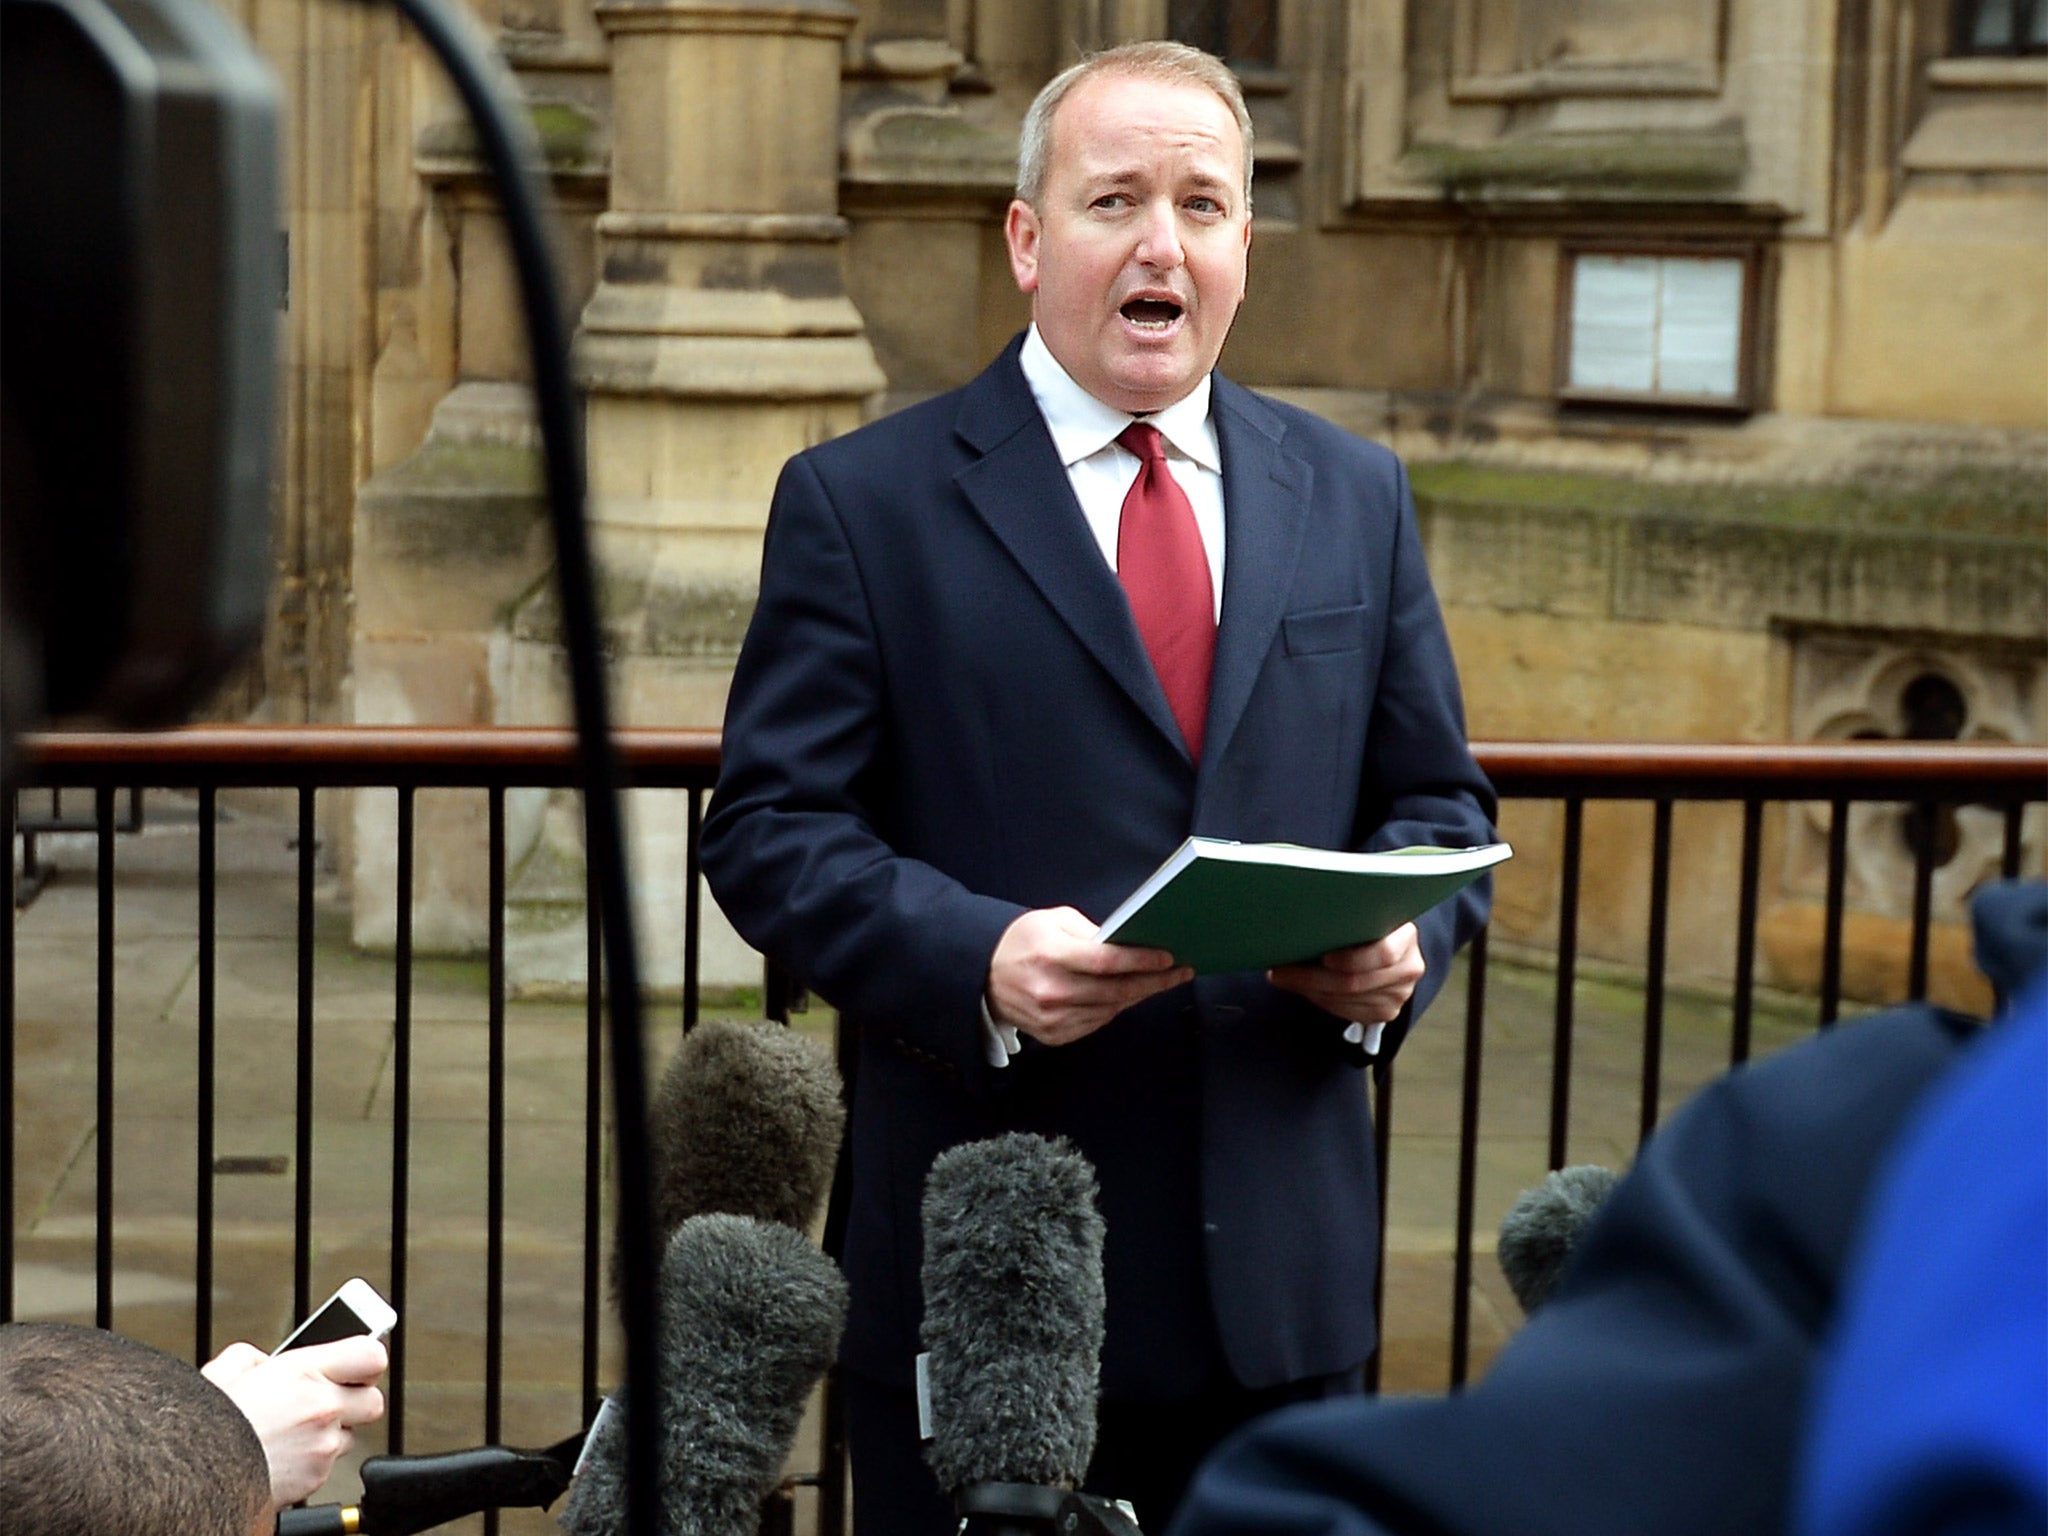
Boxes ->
[331,1,661,1526]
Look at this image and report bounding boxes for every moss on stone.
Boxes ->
[528,102,598,169]
[505,899,589,936]
[378,438,546,495]
[640,580,755,658]
[1401,129,1747,193]
[860,108,1017,185]
[502,568,558,630]
[417,101,600,173]
[1409,461,2048,540]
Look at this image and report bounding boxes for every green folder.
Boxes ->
[1096,839,1512,975]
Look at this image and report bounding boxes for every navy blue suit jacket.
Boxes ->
[702,337,1495,1401]
[1170,1004,1979,1536]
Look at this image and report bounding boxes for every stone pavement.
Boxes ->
[6,791,1816,1533]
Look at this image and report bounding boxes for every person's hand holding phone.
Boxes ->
[203,1334,389,1511]
[203,1279,394,1512]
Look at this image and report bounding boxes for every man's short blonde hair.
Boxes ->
[1015,40,1254,210]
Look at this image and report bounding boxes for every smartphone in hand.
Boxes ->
[278,1277,396,1352]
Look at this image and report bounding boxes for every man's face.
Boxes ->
[1006,71,1252,415]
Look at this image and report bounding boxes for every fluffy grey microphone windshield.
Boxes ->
[921,1133,1106,1496]
[561,1214,848,1536]
[1497,1164,1621,1315]
[649,1020,845,1238]
[612,1020,843,1307]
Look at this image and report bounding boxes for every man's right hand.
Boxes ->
[987,906,1191,1047]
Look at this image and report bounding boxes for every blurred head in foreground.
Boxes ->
[0,1321,272,1536]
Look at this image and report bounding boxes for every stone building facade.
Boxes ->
[233,0,2044,997]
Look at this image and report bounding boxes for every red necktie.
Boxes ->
[1116,422,1216,761]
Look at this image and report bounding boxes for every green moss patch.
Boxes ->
[1410,460,2048,540]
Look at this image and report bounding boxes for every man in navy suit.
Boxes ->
[701,39,1494,1536]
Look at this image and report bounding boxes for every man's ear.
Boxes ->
[1004,198,1042,295]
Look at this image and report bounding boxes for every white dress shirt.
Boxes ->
[980,328,1382,1065]
[1018,325,1227,620]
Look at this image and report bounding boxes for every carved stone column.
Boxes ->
[840,0,1018,405]
[497,0,883,994]
[561,0,884,732]
[348,86,608,960]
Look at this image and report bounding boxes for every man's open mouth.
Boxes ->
[1120,297,1184,330]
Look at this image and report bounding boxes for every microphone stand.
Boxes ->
[958,1481,1146,1536]
[274,1435,812,1536]
[274,1430,584,1536]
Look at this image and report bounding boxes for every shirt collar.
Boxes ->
[1019,325,1220,474]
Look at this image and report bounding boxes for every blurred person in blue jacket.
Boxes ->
[1171,881,2045,1536]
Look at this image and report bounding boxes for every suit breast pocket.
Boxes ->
[1281,603,1371,657]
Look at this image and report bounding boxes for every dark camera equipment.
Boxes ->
[1,0,279,748]
[1,0,664,1522]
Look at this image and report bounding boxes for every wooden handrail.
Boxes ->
[14,726,723,787]
[13,727,2047,799]
[1476,739,2048,799]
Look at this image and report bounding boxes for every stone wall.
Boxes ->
[296,0,2046,1002]
[1396,456,2046,1010]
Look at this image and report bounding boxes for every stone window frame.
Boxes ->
[1787,629,2045,925]
[1552,239,1764,414]
[1949,0,2048,54]
[1134,0,1304,224]
[1168,0,1281,67]
[1443,0,1729,104]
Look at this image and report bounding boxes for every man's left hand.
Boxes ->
[1267,922,1424,1025]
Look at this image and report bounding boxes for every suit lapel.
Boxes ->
[953,344,1186,754]
[1203,378,1311,774]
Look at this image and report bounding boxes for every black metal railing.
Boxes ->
[1430,740,2040,1388]
[5,729,2043,1532]
[2,729,764,1536]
